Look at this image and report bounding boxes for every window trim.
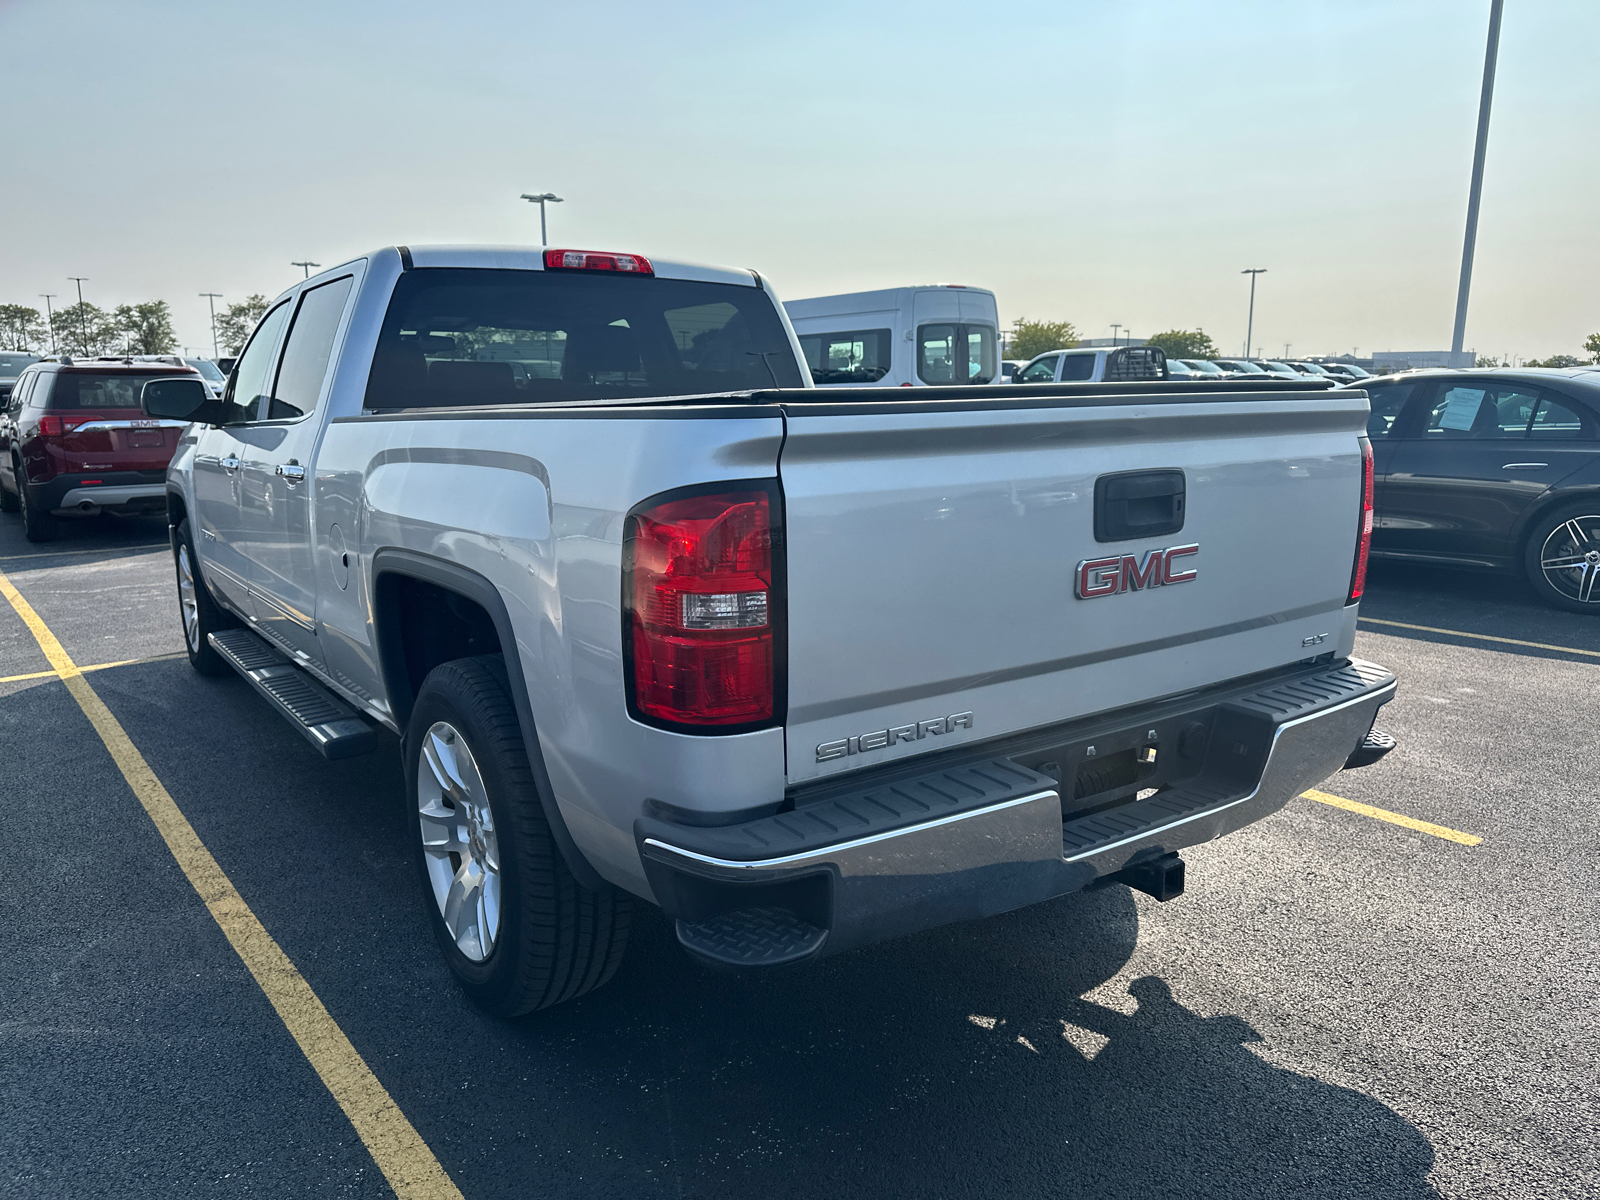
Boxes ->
[260,274,357,425]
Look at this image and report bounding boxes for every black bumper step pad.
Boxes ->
[676,906,828,968]
[208,628,377,760]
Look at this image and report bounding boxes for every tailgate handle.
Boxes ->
[1094,469,1185,543]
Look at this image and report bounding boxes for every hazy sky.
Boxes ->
[2,0,1596,360]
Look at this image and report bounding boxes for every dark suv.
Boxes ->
[0,358,201,542]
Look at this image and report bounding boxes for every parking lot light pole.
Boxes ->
[292,261,320,279]
[1241,269,1267,357]
[200,293,223,359]
[1451,0,1505,367]
[68,278,89,356]
[520,193,563,245]
[39,294,57,354]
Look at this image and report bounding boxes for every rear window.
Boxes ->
[0,354,39,376]
[365,268,804,409]
[47,371,179,410]
[1104,346,1165,381]
[1059,353,1097,382]
[799,328,891,384]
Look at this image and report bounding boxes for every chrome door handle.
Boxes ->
[1502,462,1548,470]
[276,463,306,482]
[221,455,240,472]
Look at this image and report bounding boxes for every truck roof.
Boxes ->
[300,245,760,293]
[785,285,996,314]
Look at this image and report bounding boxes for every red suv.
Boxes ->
[0,357,201,542]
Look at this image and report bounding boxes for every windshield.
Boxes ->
[1182,360,1223,375]
[185,358,227,382]
[1259,362,1298,374]
[366,268,804,409]
[1216,360,1267,374]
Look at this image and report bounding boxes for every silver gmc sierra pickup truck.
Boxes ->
[141,244,1397,1014]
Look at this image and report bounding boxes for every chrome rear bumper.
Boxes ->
[639,657,1396,967]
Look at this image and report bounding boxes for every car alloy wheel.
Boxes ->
[176,542,201,652]
[1537,515,1600,605]
[416,721,502,962]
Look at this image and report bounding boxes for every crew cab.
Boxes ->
[1015,344,1168,384]
[1,357,199,541]
[143,245,1397,1015]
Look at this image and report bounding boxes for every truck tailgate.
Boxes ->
[777,392,1370,783]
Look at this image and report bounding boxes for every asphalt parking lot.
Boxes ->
[2,515,1596,1200]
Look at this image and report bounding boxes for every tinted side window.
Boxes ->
[6,372,33,415]
[1364,381,1417,438]
[1058,354,1096,382]
[1529,396,1592,440]
[799,328,892,384]
[1017,357,1058,383]
[1422,385,1498,439]
[225,301,292,423]
[268,276,354,420]
[916,323,994,384]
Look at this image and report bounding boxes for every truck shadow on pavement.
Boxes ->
[534,889,1440,1200]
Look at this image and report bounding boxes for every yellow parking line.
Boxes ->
[0,651,185,685]
[1359,616,1600,660]
[1302,789,1482,846]
[0,567,462,1200]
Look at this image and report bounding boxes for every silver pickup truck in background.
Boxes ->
[141,245,1397,1015]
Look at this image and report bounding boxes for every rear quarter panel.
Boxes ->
[314,408,787,897]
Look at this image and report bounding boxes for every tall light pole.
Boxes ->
[291,261,320,279]
[1241,269,1267,357]
[1110,323,1122,347]
[520,192,564,244]
[68,277,89,355]
[1451,0,1505,367]
[39,294,57,354]
[200,293,223,359]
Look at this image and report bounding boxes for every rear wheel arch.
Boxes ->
[371,549,606,891]
[1511,487,1600,559]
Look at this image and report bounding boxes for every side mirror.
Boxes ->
[143,377,222,425]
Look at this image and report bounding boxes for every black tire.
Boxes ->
[1523,504,1600,613]
[404,656,631,1015]
[0,461,18,513]
[17,472,54,542]
[174,518,237,675]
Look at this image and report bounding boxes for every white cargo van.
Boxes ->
[784,286,999,387]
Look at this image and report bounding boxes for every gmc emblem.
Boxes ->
[1076,544,1198,599]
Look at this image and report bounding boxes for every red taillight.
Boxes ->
[544,248,653,275]
[625,488,776,728]
[37,416,83,438]
[1349,438,1374,603]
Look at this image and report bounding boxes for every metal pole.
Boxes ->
[539,200,548,246]
[68,278,88,355]
[291,261,320,279]
[39,294,57,354]
[1110,323,1121,347]
[1241,269,1267,357]
[200,293,223,359]
[1451,0,1504,364]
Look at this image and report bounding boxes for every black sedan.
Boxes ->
[1360,367,1600,611]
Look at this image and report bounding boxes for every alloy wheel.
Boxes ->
[416,722,502,962]
[1538,516,1600,604]
[177,543,201,652]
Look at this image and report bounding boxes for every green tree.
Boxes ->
[215,294,270,355]
[1146,329,1220,361]
[0,304,45,351]
[51,301,124,356]
[1526,354,1581,369]
[1584,333,1600,365]
[114,300,178,354]
[1008,319,1078,360]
